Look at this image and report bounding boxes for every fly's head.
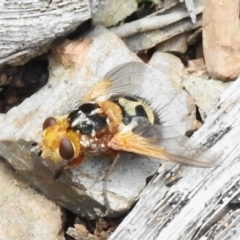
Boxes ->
[40,116,81,162]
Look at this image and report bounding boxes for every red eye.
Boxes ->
[59,138,74,160]
[43,117,57,130]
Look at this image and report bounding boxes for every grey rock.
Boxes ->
[0,161,64,240]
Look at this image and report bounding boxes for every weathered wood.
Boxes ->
[0,0,91,67]
[110,0,203,52]
[109,77,240,239]
[91,0,137,27]
[184,0,197,23]
[203,0,240,80]
[110,2,202,38]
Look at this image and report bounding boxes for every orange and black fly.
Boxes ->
[40,62,221,177]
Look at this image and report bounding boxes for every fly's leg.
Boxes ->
[102,153,120,211]
[54,154,84,180]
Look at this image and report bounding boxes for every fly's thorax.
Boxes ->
[68,102,109,136]
[79,133,110,153]
[67,101,123,136]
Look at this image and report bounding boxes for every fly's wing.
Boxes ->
[81,62,147,103]
[110,117,222,168]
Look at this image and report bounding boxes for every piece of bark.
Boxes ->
[156,32,190,54]
[0,0,91,68]
[0,26,198,219]
[91,0,137,27]
[203,0,240,80]
[184,0,197,23]
[67,224,96,240]
[109,77,240,240]
[110,3,202,38]
[110,1,204,52]
[121,15,202,53]
[187,58,205,70]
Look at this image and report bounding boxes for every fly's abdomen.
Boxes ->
[114,96,157,125]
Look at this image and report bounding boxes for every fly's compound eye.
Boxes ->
[43,117,57,130]
[59,138,74,160]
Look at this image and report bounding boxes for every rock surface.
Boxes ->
[149,51,200,132]
[0,161,64,240]
[183,70,232,118]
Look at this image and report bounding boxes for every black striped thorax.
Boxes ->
[67,97,157,137]
[68,102,109,136]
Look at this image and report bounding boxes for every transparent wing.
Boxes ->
[82,62,147,103]
[111,117,222,168]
